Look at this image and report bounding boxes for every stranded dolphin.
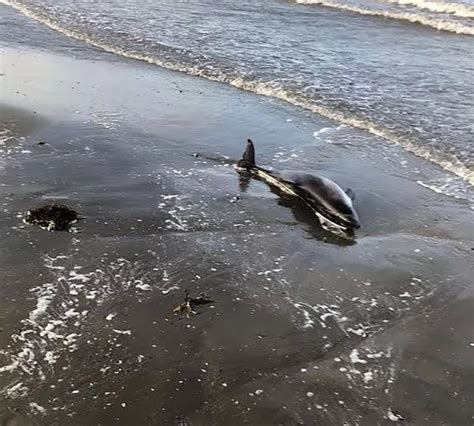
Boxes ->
[236,139,361,231]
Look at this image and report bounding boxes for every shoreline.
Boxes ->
[1,0,473,189]
[1,5,474,425]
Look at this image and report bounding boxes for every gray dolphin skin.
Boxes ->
[237,139,361,230]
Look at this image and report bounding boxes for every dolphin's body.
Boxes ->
[236,139,360,230]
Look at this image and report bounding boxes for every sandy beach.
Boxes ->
[1,3,474,425]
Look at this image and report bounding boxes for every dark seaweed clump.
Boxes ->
[173,290,215,316]
[24,204,78,231]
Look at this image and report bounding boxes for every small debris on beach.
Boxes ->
[105,313,117,321]
[37,141,46,145]
[173,290,215,317]
[24,204,79,231]
[387,408,404,422]
[112,329,132,335]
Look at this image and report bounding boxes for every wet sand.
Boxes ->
[1,9,474,425]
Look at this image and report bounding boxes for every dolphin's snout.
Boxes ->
[345,212,361,230]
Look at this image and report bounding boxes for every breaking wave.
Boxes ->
[385,0,474,18]
[1,0,473,186]
[295,0,474,34]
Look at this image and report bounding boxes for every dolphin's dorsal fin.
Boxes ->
[345,188,355,201]
[243,139,255,165]
[237,139,256,169]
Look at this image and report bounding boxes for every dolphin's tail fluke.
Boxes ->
[237,139,256,169]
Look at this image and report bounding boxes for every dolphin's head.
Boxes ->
[297,175,361,230]
[347,215,361,229]
[340,208,361,229]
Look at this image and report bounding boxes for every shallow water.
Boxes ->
[2,0,474,189]
[0,5,474,425]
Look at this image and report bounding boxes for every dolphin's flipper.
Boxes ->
[345,188,355,201]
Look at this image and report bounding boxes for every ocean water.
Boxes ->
[1,0,474,191]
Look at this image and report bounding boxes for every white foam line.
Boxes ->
[0,254,171,400]
[2,0,472,186]
[0,359,20,373]
[349,349,368,364]
[29,282,57,322]
[29,402,47,415]
[384,0,474,18]
[293,303,317,328]
[387,407,404,421]
[112,329,132,335]
[295,0,474,34]
[3,382,29,398]
[416,179,473,204]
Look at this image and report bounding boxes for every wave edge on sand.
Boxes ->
[2,0,473,188]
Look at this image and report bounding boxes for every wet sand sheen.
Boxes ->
[1,15,474,426]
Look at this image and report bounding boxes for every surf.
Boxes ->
[2,0,472,191]
[294,0,474,34]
